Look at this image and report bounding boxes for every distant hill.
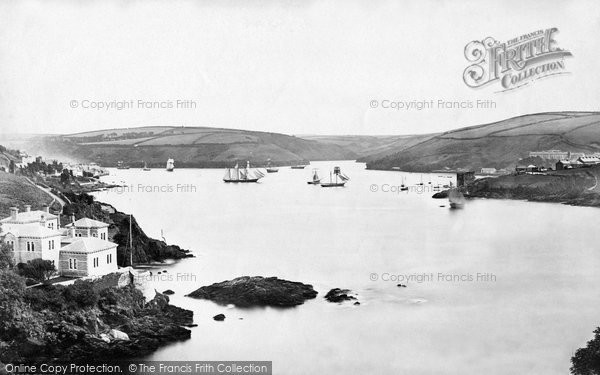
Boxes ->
[363,112,600,172]
[2,126,353,168]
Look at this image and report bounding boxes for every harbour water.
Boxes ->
[93,160,600,374]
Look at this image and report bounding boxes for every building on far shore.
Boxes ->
[0,205,117,278]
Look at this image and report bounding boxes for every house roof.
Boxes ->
[65,218,109,228]
[1,210,58,224]
[5,225,62,238]
[579,156,600,163]
[60,237,117,254]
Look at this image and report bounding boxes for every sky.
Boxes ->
[0,0,599,136]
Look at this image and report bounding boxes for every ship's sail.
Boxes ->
[223,161,263,182]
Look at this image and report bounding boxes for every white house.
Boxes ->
[0,205,118,279]
[64,216,109,240]
[1,205,59,231]
[59,237,118,278]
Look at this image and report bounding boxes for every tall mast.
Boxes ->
[129,214,133,267]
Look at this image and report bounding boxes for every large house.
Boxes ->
[0,205,118,278]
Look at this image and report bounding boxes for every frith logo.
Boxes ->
[463,28,572,91]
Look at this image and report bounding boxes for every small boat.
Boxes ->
[400,176,408,191]
[166,158,175,172]
[448,188,466,209]
[142,161,151,171]
[223,161,264,183]
[416,174,424,186]
[116,161,130,170]
[266,159,279,173]
[307,169,321,185]
[320,166,349,187]
[291,164,307,169]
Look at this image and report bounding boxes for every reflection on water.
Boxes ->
[94,161,600,374]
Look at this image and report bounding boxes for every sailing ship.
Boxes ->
[166,158,175,172]
[307,169,321,185]
[223,161,265,183]
[116,161,130,170]
[448,188,466,209]
[321,166,349,187]
[142,161,151,171]
[266,159,279,173]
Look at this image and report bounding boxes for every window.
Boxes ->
[101,233,106,240]
[27,242,30,251]
[48,240,51,249]
[93,257,99,268]
[31,243,34,251]
[107,253,112,264]
[69,258,77,269]
[92,233,97,237]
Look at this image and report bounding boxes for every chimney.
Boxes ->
[9,207,18,220]
[40,214,46,227]
[43,206,49,214]
[24,205,31,212]
[71,214,76,224]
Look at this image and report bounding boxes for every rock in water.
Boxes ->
[186,276,318,307]
[213,314,226,321]
[324,288,357,303]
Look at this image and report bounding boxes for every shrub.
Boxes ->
[63,280,99,308]
[16,259,56,283]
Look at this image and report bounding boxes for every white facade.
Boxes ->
[0,205,118,279]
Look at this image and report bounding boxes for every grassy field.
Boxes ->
[0,173,54,217]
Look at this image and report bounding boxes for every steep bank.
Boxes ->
[467,166,600,207]
[62,192,193,264]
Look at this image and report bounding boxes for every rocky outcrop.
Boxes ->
[0,277,193,364]
[324,288,357,303]
[187,276,318,307]
[432,190,449,199]
[467,167,600,208]
[213,314,225,321]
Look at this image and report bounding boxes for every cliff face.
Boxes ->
[62,192,193,264]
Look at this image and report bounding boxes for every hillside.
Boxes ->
[2,127,353,168]
[0,173,56,217]
[364,112,600,172]
[300,134,439,160]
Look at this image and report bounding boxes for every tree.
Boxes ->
[17,259,57,283]
[0,242,15,270]
[571,327,600,374]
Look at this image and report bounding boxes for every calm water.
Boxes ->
[93,161,600,374]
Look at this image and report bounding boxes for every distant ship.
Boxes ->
[291,162,308,169]
[223,161,265,183]
[307,169,321,185]
[142,161,151,171]
[266,159,279,173]
[116,161,130,170]
[448,188,465,209]
[321,166,349,187]
[166,159,175,172]
[400,176,408,191]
